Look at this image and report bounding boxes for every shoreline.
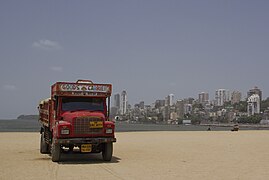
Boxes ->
[1,119,269,132]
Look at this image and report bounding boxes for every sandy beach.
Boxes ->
[1,131,269,180]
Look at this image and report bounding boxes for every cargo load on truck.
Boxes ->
[38,80,116,162]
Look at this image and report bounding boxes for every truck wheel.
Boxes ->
[102,142,113,161]
[51,141,61,162]
[40,132,49,154]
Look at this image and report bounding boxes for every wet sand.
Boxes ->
[1,131,269,180]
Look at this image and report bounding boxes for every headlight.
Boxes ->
[61,128,70,135]
[105,128,113,134]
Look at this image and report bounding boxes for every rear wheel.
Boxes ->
[51,139,61,162]
[102,142,113,161]
[40,132,49,154]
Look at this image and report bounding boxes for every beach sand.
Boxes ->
[1,131,269,180]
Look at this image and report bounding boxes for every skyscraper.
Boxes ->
[165,94,174,106]
[168,94,174,106]
[114,94,120,109]
[215,89,229,106]
[198,92,209,104]
[155,100,165,108]
[120,90,127,115]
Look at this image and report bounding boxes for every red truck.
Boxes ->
[38,80,116,162]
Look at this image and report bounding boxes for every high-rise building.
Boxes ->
[168,94,174,106]
[114,94,120,109]
[247,86,262,101]
[183,98,195,105]
[163,106,170,121]
[175,100,184,119]
[231,91,242,104]
[120,90,127,115]
[215,89,230,106]
[155,100,165,108]
[198,92,209,104]
[247,94,260,116]
[165,94,174,106]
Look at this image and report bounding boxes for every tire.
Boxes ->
[51,140,61,162]
[40,132,49,154]
[102,142,113,161]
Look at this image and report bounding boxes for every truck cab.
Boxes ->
[38,80,116,162]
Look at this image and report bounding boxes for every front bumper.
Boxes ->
[55,137,116,145]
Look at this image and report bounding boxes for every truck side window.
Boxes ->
[54,97,58,111]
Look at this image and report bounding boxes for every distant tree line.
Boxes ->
[17,115,39,120]
[237,114,262,124]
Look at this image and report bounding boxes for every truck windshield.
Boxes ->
[62,97,104,112]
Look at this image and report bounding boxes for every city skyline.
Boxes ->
[1,1,269,118]
[112,87,267,124]
[114,86,264,108]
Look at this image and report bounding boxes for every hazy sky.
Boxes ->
[1,0,269,119]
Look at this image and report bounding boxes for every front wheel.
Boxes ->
[102,142,113,161]
[40,132,49,154]
[51,140,61,162]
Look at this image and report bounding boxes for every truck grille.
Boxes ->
[73,116,103,135]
